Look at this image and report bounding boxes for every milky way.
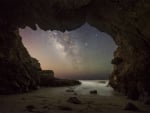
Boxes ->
[19,24,117,79]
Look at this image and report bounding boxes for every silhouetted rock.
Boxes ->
[40,70,54,78]
[39,70,81,87]
[39,70,54,86]
[40,78,81,87]
[0,30,41,94]
[124,102,139,111]
[90,90,97,94]
[67,97,82,104]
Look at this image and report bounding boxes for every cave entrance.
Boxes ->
[19,23,117,80]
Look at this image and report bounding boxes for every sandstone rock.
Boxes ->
[67,97,82,104]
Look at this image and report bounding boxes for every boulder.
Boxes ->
[67,97,82,104]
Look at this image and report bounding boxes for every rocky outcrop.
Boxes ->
[0,29,41,94]
[40,78,81,87]
[39,70,81,86]
[39,70,54,86]
[0,0,150,100]
[67,97,82,104]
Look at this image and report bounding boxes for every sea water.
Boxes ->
[68,80,114,96]
[30,80,116,97]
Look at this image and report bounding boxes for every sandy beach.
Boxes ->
[0,80,150,113]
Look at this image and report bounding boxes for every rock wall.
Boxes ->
[0,27,41,94]
[87,0,150,100]
[0,0,150,99]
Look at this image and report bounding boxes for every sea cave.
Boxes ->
[0,0,150,113]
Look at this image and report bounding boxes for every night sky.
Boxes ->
[19,23,117,80]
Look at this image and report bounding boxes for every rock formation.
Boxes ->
[39,70,81,86]
[0,29,41,93]
[0,0,150,100]
[39,70,54,85]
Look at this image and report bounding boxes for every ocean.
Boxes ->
[69,80,114,96]
[32,80,116,97]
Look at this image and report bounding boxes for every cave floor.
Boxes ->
[0,86,150,113]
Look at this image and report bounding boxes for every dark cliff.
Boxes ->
[0,28,41,93]
[0,0,150,100]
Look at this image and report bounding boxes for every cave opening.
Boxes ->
[1,1,150,112]
[19,23,117,80]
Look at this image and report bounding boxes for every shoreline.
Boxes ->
[0,80,150,113]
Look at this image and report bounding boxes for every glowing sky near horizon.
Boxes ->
[19,24,117,79]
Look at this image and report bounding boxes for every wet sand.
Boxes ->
[0,80,150,113]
